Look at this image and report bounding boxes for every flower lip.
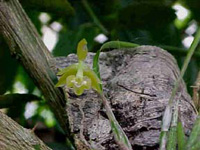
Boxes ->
[66,75,92,95]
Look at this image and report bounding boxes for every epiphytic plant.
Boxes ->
[56,39,133,150]
[55,39,101,95]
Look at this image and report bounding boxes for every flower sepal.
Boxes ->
[56,39,102,95]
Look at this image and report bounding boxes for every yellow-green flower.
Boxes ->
[66,75,91,95]
[55,39,101,95]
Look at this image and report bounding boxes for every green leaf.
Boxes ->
[186,115,200,148]
[167,96,179,150]
[167,127,177,150]
[177,121,186,150]
[92,41,139,80]
[159,131,168,150]
[77,39,88,61]
[110,120,120,140]
[92,50,100,76]
[100,41,139,51]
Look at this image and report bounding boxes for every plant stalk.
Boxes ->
[99,93,133,150]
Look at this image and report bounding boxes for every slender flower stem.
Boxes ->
[99,93,133,150]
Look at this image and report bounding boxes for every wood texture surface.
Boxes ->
[55,47,197,149]
[0,111,51,150]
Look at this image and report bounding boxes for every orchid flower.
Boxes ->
[55,39,101,95]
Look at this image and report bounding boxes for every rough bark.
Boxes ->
[0,0,69,135]
[54,47,197,150]
[0,111,51,150]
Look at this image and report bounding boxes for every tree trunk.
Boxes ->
[0,0,69,135]
[0,111,51,150]
[54,47,197,149]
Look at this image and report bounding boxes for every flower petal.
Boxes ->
[57,63,78,76]
[55,64,78,87]
[83,67,102,92]
[66,75,76,88]
[77,39,88,61]
[73,85,84,95]
[82,76,91,90]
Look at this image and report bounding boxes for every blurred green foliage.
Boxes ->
[1,0,200,149]
[0,37,18,94]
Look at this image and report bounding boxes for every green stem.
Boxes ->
[177,121,186,150]
[186,115,200,149]
[99,94,132,150]
[100,41,139,51]
[81,0,108,34]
